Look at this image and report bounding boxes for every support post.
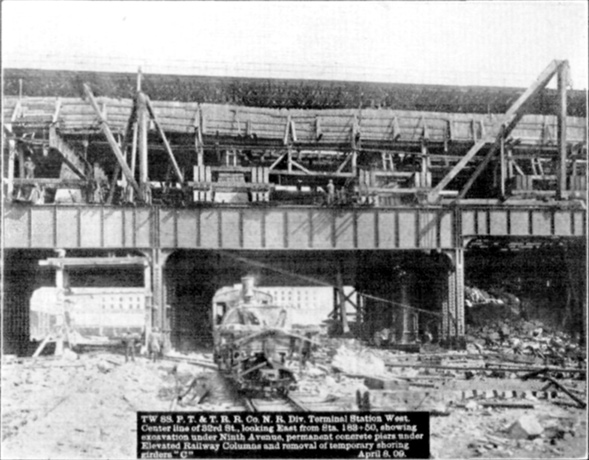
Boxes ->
[336,269,350,334]
[398,272,416,344]
[441,249,465,346]
[137,92,150,203]
[7,138,16,198]
[151,250,172,349]
[18,145,25,178]
[143,260,153,347]
[557,62,568,199]
[500,127,506,198]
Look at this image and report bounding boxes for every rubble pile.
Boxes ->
[1,314,586,460]
[465,286,520,312]
[465,316,585,368]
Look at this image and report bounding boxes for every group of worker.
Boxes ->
[121,328,165,363]
[324,179,357,206]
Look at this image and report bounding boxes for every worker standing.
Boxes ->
[148,327,164,362]
[327,179,335,205]
[24,156,36,179]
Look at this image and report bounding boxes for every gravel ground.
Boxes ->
[1,347,586,460]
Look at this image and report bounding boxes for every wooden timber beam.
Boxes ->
[6,138,16,197]
[11,178,87,187]
[427,139,489,202]
[429,60,565,202]
[557,62,568,199]
[458,62,566,200]
[145,97,184,183]
[40,256,148,268]
[48,126,88,180]
[83,84,141,197]
[52,98,62,124]
[107,100,138,204]
[336,152,354,173]
[137,92,150,202]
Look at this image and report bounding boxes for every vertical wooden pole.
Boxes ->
[138,93,149,202]
[557,62,568,200]
[336,268,349,334]
[195,135,204,166]
[137,67,142,92]
[54,265,65,356]
[500,126,506,197]
[7,139,16,198]
[18,146,25,178]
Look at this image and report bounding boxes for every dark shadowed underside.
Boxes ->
[3,68,587,116]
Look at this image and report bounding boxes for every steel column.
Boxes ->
[441,249,465,342]
[151,249,172,341]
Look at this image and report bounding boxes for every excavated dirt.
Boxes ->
[1,339,586,460]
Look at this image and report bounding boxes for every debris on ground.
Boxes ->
[506,414,544,439]
[1,300,586,460]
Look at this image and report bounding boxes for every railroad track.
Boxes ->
[243,392,310,412]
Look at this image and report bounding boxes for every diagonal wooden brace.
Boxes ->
[83,84,141,196]
[145,97,184,183]
[428,60,566,202]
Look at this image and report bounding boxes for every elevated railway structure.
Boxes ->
[2,61,586,352]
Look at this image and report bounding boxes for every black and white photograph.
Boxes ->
[1,1,587,459]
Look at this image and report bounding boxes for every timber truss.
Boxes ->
[2,61,586,208]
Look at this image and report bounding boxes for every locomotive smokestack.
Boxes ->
[241,276,255,303]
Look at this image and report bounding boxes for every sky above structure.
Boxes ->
[2,1,588,89]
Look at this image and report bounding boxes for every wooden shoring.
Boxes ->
[52,98,62,124]
[268,151,288,171]
[11,99,21,122]
[137,92,150,201]
[427,139,488,201]
[336,152,354,173]
[500,129,506,197]
[557,62,569,199]
[336,269,349,334]
[145,97,184,183]
[107,100,138,204]
[48,126,88,180]
[457,60,565,200]
[7,138,16,197]
[83,84,140,195]
[289,158,312,175]
[428,60,564,202]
